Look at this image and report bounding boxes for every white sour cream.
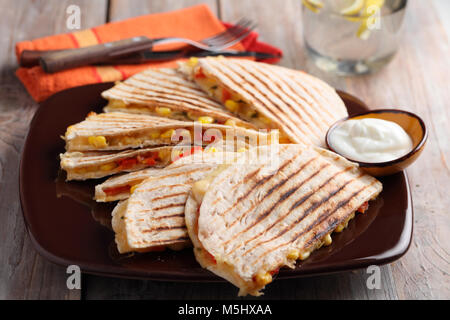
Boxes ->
[329,118,413,163]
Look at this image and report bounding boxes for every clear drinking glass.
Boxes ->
[302,0,408,75]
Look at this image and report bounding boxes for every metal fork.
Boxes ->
[30,18,257,73]
[152,18,257,52]
[203,18,256,46]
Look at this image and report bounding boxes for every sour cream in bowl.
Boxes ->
[326,109,427,176]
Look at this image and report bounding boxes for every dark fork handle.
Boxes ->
[38,36,154,73]
[20,49,64,67]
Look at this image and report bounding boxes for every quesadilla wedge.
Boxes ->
[95,167,161,202]
[102,68,255,129]
[64,112,269,152]
[179,57,348,145]
[94,145,244,202]
[60,146,174,181]
[111,151,241,253]
[185,144,382,296]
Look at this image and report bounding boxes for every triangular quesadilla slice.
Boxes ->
[60,146,174,181]
[111,151,241,253]
[185,144,382,296]
[64,112,269,152]
[179,57,348,146]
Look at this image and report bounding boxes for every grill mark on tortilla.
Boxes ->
[259,65,332,130]
[265,156,317,196]
[202,60,302,144]
[288,73,337,121]
[151,192,187,202]
[137,236,190,245]
[220,153,307,233]
[219,152,302,220]
[233,60,323,141]
[105,183,184,195]
[114,82,224,110]
[151,213,185,221]
[106,68,222,106]
[281,69,337,121]
[142,225,186,233]
[262,65,340,126]
[240,166,356,257]
[254,181,375,263]
[225,158,325,252]
[100,164,215,195]
[135,168,213,193]
[253,175,371,263]
[214,167,262,216]
[125,77,220,104]
[212,60,309,144]
[151,202,185,212]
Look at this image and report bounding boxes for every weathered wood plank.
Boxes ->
[0,0,107,299]
[108,0,218,22]
[84,266,397,300]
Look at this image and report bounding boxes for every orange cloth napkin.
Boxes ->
[15,4,246,102]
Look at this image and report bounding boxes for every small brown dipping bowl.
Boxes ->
[326,109,427,177]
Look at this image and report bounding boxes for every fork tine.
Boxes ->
[202,18,250,42]
[210,19,253,42]
[202,18,255,47]
[202,21,250,46]
[204,23,255,48]
[208,24,256,51]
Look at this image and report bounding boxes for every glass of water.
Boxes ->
[302,0,408,75]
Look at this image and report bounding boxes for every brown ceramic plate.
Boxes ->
[20,84,413,281]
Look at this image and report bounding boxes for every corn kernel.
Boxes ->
[197,116,214,124]
[130,184,139,194]
[259,115,272,124]
[206,147,217,153]
[74,167,88,174]
[88,136,108,148]
[187,57,198,67]
[224,119,236,127]
[224,100,238,112]
[108,99,126,109]
[155,107,172,116]
[122,136,140,145]
[287,249,299,260]
[246,109,258,118]
[299,251,310,260]
[254,272,272,286]
[335,224,345,233]
[323,234,332,246]
[161,129,175,139]
[158,149,169,160]
[100,163,116,171]
[150,131,160,139]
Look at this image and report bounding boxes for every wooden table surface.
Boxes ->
[0,0,448,300]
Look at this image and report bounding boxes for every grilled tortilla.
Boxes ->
[94,145,245,202]
[95,167,161,202]
[179,57,348,145]
[60,146,174,181]
[64,112,269,152]
[185,144,382,296]
[102,68,254,129]
[112,151,241,253]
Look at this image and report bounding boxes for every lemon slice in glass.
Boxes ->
[302,0,324,13]
[339,0,365,15]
